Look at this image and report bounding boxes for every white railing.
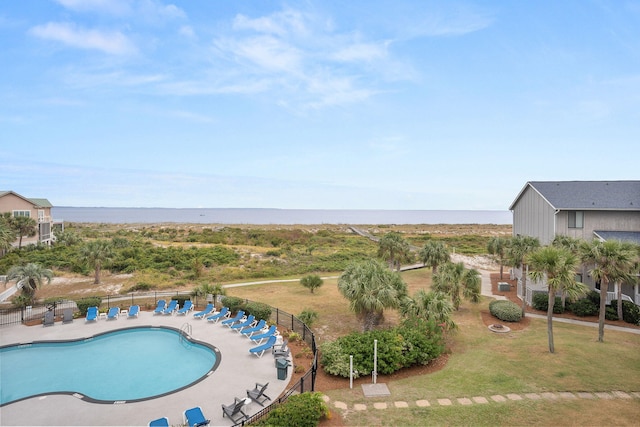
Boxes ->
[38,216,52,223]
[594,289,634,305]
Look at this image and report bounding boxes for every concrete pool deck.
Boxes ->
[0,310,292,426]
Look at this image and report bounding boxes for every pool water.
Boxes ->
[0,327,219,405]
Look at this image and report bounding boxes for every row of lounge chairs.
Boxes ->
[85,305,140,322]
[152,299,194,315]
[199,307,283,357]
[149,383,272,426]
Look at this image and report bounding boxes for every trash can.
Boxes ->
[276,357,289,380]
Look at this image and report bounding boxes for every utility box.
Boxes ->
[498,282,510,292]
[276,357,289,380]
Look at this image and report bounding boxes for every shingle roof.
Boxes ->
[511,181,640,211]
[0,191,53,208]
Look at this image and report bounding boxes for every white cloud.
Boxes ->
[331,41,390,62]
[233,9,308,37]
[227,35,302,72]
[29,22,137,55]
[54,0,186,20]
[54,0,132,15]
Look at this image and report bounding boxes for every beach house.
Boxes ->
[0,190,58,247]
[509,180,640,306]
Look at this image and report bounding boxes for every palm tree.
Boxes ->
[338,259,408,331]
[10,215,37,248]
[579,239,637,342]
[432,261,481,310]
[418,240,450,274]
[552,235,582,309]
[400,289,456,331]
[506,235,540,317]
[300,274,324,293]
[377,232,412,271]
[487,236,509,279]
[0,215,14,256]
[528,246,587,353]
[79,240,114,284]
[7,263,54,305]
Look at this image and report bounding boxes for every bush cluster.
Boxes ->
[489,300,522,322]
[220,296,244,313]
[320,318,444,378]
[76,296,102,315]
[532,292,565,313]
[611,300,640,325]
[244,301,272,321]
[253,392,329,427]
[569,298,598,317]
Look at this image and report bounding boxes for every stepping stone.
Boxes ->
[416,400,430,407]
[612,391,632,399]
[524,393,541,400]
[373,402,387,409]
[595,392,613,400]
[506,394,523,401]
[333,401,348,410]
[472,396,488,404]
[437,398,452,406]
[354,404,367,411]
[558,392,576,399]
[394,401,409,408]
[576,392,594,399]
[540,392,558,400]
[491,395,506,402]
[457,398,473,405]
[322,395,331,403]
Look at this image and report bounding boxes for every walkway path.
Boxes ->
[324,390,640,413]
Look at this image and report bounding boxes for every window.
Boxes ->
[12,210,30,218]
[575,273,583,284]
[568,211,583,228]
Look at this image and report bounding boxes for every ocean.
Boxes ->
[51,207,512,225]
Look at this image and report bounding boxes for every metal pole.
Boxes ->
[373,339,378,384]
[350,355,353,389]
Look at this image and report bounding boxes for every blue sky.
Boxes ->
[1,0,638,210]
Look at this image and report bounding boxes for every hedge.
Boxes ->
[489,300,522,322]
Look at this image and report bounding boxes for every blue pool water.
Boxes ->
[0,327,219,405]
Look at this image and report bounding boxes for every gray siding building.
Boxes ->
[509,180,640,306]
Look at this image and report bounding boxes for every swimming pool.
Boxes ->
[0,326,220,405]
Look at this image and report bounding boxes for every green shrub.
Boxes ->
[128,282,154,292]
[298,308,319,327]
[610,300,640,325]
[605,306,618,321]
[320,318,444,378]
[532,292,564,313]
[489,300,523,322]
[76,297,102,315]
[253,392,329,427]
[569,298,598,317]
[587,290,601,305]
[244,301,272,321]
[221,296,245,313]
[172,296,191,306]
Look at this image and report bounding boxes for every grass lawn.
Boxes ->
[227,268,640,426]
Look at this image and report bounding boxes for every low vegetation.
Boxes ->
[489,299,523,322]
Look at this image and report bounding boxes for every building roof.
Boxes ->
[0,191,53,208]
[593,231,640,245]
[509,181,640,211]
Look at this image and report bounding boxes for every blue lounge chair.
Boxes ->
[85,306,98,322]
[153,300,167,315]
[221,310,245,327]
[206,306,230,323]
[193,303,214,319]
[162,300,178,315]
[148,417,169,427]
[128,305,140,318]
[250,325,277,343]
[249,335,278,358]
[176,300,193,315]
[183,406,210,427]
[240,319,267,337]
[106,306,120,320]
[229,314,255,331]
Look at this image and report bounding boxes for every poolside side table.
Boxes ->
[99,313,107,320]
